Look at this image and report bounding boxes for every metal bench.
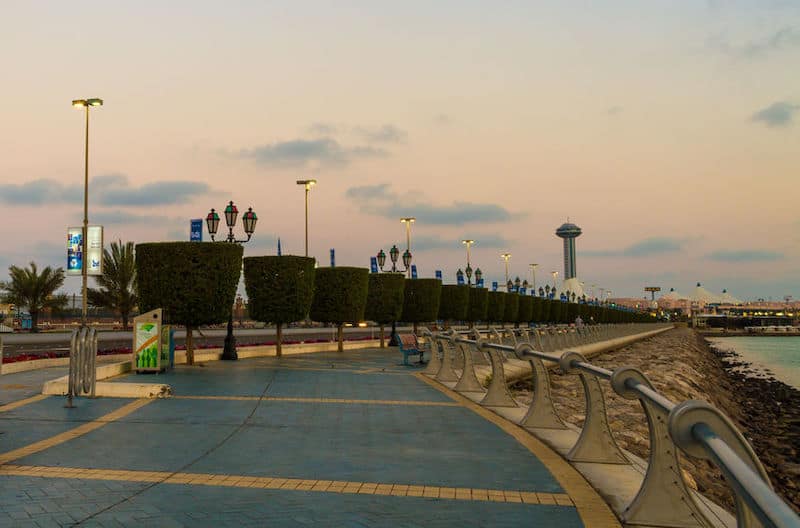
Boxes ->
[398,334,424,366]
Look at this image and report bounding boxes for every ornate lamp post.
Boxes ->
[501,253,511,288]
[72,97,103,326]
[461,239,475,285]
[376,244,412,345]
[474,268,483,287]
[206,200,257,360]
[296,179,316,257]
[514,276,521,293]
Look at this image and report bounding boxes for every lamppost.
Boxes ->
[376,245,412,344]
[462,239,475,285]
[501,253,511,285]
[71,98,103,325]
[296,179,316,257]
[514,277,521,292]
[206,200,257,360]
[400,217,415,278]
[551,270,558,296]
[529,263,538,293]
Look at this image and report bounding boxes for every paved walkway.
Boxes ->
[0,348,616,527]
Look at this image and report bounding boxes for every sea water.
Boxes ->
[706,336,800,390]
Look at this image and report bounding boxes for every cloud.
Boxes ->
[607,106,623,115]
[91,211,173,225]
[718,26,800,59]
[354,124,407,143]
[0,174,210,207]
[345,183,519,225]
[707,250,784,262]
[307,122,339,135]
[434,114,452,125]
[584,237,686,257]
[237,138,387,168]
[750,101,799,127]
[410,233,511,251]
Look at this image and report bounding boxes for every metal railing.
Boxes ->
[420,324,798,528]
[66,326,97,407]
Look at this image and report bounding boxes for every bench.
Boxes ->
[398,334,424,366]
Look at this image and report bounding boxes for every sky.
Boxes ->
[1,0,798,301]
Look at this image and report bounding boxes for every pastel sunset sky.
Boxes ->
[1,0,798,300]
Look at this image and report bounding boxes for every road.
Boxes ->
[0,326,408,359]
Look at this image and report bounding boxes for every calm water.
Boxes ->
[707,336,800,389]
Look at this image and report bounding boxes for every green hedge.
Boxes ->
[517,296,533,324]
[365,273,405,347]
[504,293,519,323]
[310,267,369,324]
[401,279,442,328]
[486,291,506,323]
[438,285,470,322]
[467,287,489,324]
[136,242,243,364]
[243,256,316,356]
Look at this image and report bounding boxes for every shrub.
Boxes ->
[504,293,519,326]
[486,291,506,325]
[364,273,406,347]
[467,287,489,327]
[136,242,243,364]
[310,267,369,352]
[400,279,442,334]
[438,285,470,324]
[244,256,316,356]
[517,296,533,325]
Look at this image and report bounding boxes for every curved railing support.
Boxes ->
[611,367,714,527]
[560,350,628,464]
[435,331,460,383]
[453,336,487,393]
[421,329,441,376]
[480,341,518,408]
[516,344,566,430]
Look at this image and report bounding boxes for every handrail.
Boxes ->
[428,324,799,528]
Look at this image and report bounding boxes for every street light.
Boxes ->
[296,179,316,257]
[474,268,483,286]
[376,244,412,345]
[400,217,415,278]
[206,200,257,360]
[72,98,103,326]
[462,239,475,285]
[529,263,538,293]
[514,277,521,292]
[501,253,511,285]
[551,270,559,297]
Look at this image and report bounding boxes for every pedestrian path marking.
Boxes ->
[0,399,152,465]
[414,373,622,528]
[0,464,575,506]
[0,394,49,413]
[235,365,412,375]
[173,395,460,407]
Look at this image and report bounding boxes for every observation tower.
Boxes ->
[555,221,582,280]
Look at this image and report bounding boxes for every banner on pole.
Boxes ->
[190,219,202,242]
[330,248,335,267]
[435,270,442,280]
[370,256,378,273]
[411,265,418,279]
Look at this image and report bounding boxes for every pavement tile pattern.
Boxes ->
[0,347,601,527]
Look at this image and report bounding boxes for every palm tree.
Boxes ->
[1,262,67,332]
[87,240,137,330]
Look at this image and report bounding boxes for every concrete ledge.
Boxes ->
[175,339,383,364]
[1,354,130,375]
[42,359,172,399]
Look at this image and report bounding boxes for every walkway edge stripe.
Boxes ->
[0,399,153,465]
[172,395,459,407]
[414,372,622,528]
[0,394,49,413]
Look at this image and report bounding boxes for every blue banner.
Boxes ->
[330,248,335,267]
[520,287,527,295]
[492,281,498,292]
[435,270,442,280]
[456,273,465,285]
[477,278,484,288]
[190,219,202,242]
[411,264,418,279]
[370,256,378,273]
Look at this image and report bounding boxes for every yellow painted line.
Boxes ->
[0,399,152,465]
[173,395,460,407]
[414,372,621,528]
[244,365,412,375]
[0,394,49,413]
[0,464,574,506]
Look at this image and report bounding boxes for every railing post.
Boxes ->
[611,367,714,527]
[559,350,628,464]
[669,401,775,528]
[516,344,566,430]
[470,328,490,365]
[480,341,518,408]
[422,330,442,376]
[435,331,460,383]
[453,336,487,393]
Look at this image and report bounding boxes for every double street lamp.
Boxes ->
[72,98,103,326]
[529,263,538,293]
[461,239,481,286]
[376,244,412,346]
[501,253,512,291]
[296,179,316,257]
[206,201,258,360]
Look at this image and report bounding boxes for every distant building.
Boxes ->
[555,222,582,280]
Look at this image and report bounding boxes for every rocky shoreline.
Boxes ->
[510,326,800,515]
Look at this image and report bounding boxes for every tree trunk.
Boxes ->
[413,322,418,335]
[469,321,474,329]
[30,311,39,333]
[379,324,385,348]
[185,325,194,365]
[337,324,344,352]
[276,323,283,357]
[122,314,129,331]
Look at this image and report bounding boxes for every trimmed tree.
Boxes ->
[365,273,406,348]
[136,242,242,365]
[517,296,533,326]
[243,256,316,357]
[486,291,506,327]
[310,267,369,352]
[467,287,489,328]
[504,293,519,327]
[438,284,470,327]
[400,278,442,334]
